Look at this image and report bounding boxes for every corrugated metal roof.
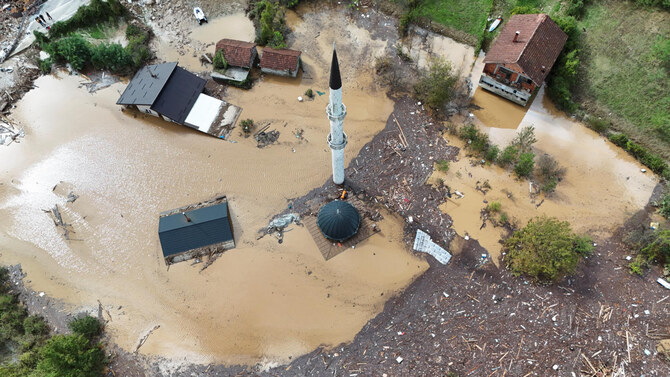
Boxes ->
[150,66,206,124]
[484,14,567,84]
[116,62,178,105]
[158,202,233,257]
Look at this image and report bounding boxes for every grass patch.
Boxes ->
[435,160,450,172]
[414,0,492,37]
[578,1,670,156]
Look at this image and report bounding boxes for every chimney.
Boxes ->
[182,212,191,222]
[513,31,520,42]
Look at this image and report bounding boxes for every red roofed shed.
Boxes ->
[260,48,301,77]
[479,14,567,106]
[215,39,258,69]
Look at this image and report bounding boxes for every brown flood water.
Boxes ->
[0,9,428,367]
[432,86,657,264]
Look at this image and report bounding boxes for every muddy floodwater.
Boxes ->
[0,9,430,366]
[433,87,657,264]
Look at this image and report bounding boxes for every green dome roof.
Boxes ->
[317,200,361,242]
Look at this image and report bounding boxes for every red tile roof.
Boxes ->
[215,39,257,68]
[484,14,568,85]
[260,48,301,71]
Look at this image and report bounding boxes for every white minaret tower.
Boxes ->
[327,44,347,185]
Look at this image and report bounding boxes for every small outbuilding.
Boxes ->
[215,39,258,69]
[317,200,361,242]
[260,48,301,77]
[158,196,235,265]
[479,14,567,106]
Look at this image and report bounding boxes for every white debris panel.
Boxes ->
[413,229,452,264]
[184,93,223,133]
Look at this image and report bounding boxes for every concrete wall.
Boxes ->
[478,75,532,106]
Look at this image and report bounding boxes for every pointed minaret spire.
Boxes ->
[326,43,347,185]
[329,44,342,90]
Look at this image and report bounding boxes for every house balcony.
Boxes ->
[478,75,532,106]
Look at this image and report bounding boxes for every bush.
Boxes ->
[436,160,449,172]
[500,212,509,224]
[535,154,565,193]
[511,125,536,153]
[546,16,581,113]
[23,315,49,337]
[514,152,535,178]
[498,145,519,167]
[485,144,499,163]
[608,133,629,147]
[213,49,228,70]
[69,316,102,340]
[240,119,254,135]
[458,124,490,155]
[304,88,314,98]
[39,58,53,74]
[565,0,586,18]
[91,43,133,72]
[658,191,670,219]
[487,201,501,213]
[35,334,106,377]
[125,23,152,68]
[628,229,670,275]
[504,216,586,283]
[256,0,287,47]
[586,117,610,133]
[51,35,91,71]
[414,57,458,112]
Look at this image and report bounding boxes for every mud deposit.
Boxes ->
[0,6,432,366]
[433,87,657,264]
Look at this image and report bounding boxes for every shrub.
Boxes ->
[535,154,565,193]
[39,58,53,73]
[458,124,490,154]
[256,0,287,47]
[69,316,102,340]
[91,43,133,72]
[500,212,509,224]
[608,133,629,147]
[504,216,586,283]
[498,145,518,167]
[514,152,535,178]
[436,160,450,172]
[304,88,314,98]
[565,0,586,18]
[125,23,152,68]
[487,201,501,213]
[240,119,254,135]
[49,0,127,39]
[511,125,536,153]
[213,49,228,70]
[413,57,458,112]
[658,191,670,219]
[35,334,106,377]
[52,35,91,71]
[586,117,610,133]
[546,16,581,112]
[23,315,49,337]
[485,145,499,163]
[573,235,594,256]
[629,229,670,275]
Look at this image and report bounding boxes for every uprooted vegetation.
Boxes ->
[35,0,152,74]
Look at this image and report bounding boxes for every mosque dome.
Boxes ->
[317,200,361,242]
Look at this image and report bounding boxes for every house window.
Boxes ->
[518,76,533,85]
[498,67,514,80]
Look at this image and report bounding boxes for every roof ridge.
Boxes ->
[514,14,545,64]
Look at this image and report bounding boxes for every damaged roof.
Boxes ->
[215,39,257,68]
[484,14,567,85]
[116,62,177,105]
[158,202,233,257]
[260,48,301,72]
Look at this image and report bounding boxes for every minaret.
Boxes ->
[326,45,347,185]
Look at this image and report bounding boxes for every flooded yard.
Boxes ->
[433,87,657,263]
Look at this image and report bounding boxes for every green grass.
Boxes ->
[414,0,493,37]
[578,1,670,156]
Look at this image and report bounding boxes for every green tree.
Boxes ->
[511,125,536,152]
[91,43,133,73]
[53,35,92,71]
[514,152,535,178]
[498,145,518,167]
[414,57,458,112]
[68,316,102,340]
[504,216,586,283]
[35,334,105,377]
